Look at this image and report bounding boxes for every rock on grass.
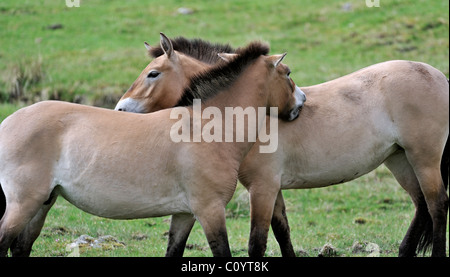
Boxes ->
[351,241,381,257]
[318,243,339,257]
[66,234,125,256]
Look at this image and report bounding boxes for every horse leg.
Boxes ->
[410,163,448,257]
[248,184,279,257]
[192,203,231,257]
[270,191,296,257]
[0,196,48,257]
[384,150,430,256]
[10,194,57,257]
[165,213,195,257]
[404,147,447,257]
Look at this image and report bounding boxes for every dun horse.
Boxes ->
[0,38,302,257]
[115,36,448,257]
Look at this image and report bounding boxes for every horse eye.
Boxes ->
[287,70,291,77]
[147,71,160,79]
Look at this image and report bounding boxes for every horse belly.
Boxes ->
[53,150,191,219]
[280,138,398,189]
[281,162,375,189]
[57,179,191,219]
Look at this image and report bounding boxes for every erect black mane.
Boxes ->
[176,41,270,107]
[149,37,236,65]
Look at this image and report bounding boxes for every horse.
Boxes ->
[114,36,448,257]
[0,36,303,257]
[240,61,448,257]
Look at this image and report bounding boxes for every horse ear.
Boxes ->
[268,53,287,67]
[144,41,152,51]
[217,53,237,62]
[160,32,174,58]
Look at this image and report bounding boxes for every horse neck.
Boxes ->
[201,64,269,161]
[206,62,268,111]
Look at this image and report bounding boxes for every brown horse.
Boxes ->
[0,37,302,257]
[240,62,448,257]
[114,36,448,257]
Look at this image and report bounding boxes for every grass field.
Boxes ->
[0,0,449,257]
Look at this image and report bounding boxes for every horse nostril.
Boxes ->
[118,108,124,111]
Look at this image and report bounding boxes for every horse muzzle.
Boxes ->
[288,86,306,121]
[114,98,146,113]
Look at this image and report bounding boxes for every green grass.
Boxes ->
[0,0,448,105]
[0,0,448,257]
